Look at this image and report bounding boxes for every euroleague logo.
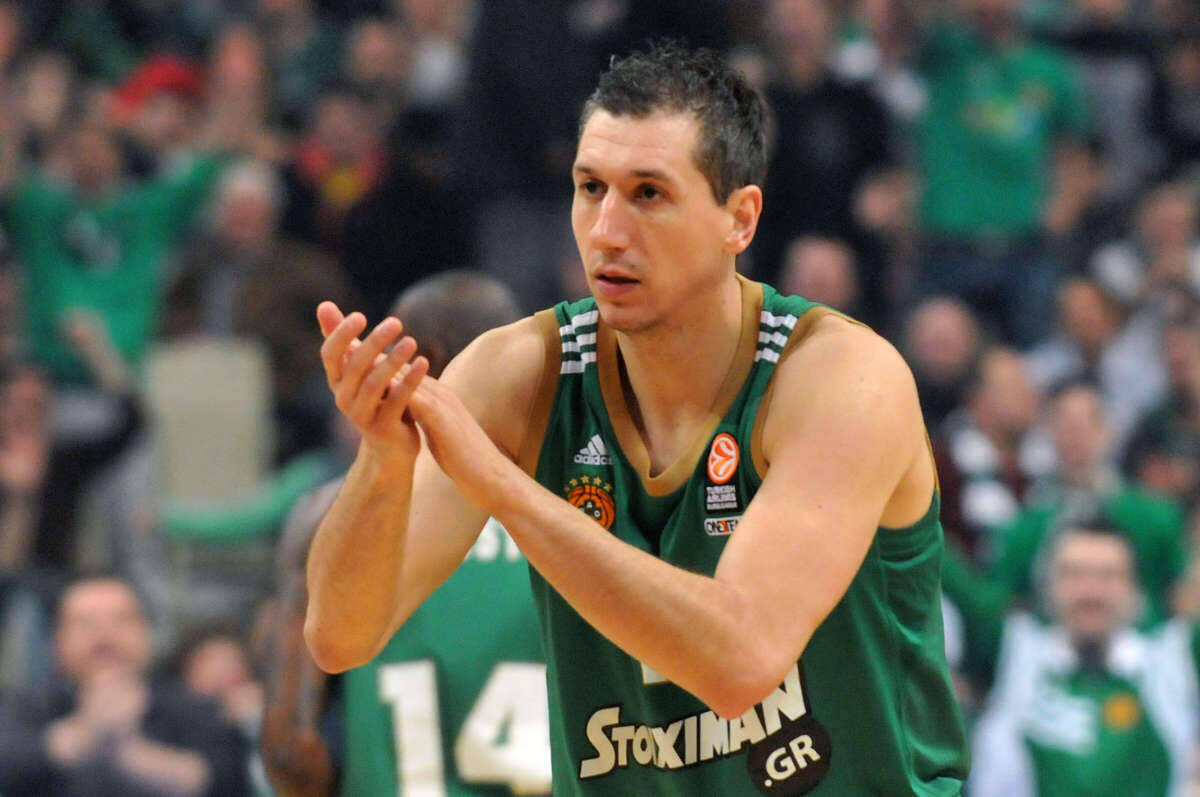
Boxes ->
[565,476,616,529]
[707,433,740,484]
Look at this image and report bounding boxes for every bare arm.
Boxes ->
[260,483,337,797]
[114,737,210,796]
[303,304,545,672]
[408,317,932,718]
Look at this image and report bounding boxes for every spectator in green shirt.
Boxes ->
[968,521,1200,797]
[914,0,1090,347]
[945,382,1187,650]
[0,121,222,387]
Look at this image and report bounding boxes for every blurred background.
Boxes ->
[0,0,1195,794]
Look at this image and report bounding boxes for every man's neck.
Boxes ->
[612,276,744,474]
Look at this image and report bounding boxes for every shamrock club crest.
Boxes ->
[564,476,616,529]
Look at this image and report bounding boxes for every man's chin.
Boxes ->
[594,301,656,336]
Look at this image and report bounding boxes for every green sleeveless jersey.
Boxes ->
[525,278,969,795]
[342,519,552,796]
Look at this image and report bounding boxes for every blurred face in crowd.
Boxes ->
[971,348,1040,439]
[56,579,152,684]
[214,166,280,253]
[904,298,979,385]
[131,92,196,153]
[1164,321,1200,400]
[312,93,375,162]
[183,636,254,700]
[1166,38,1200,89]
[69,126,123,196]
[572,110,756,334]
[18,53,72,135]
[1051,386,1110,483]
[855,0,900,38]
[1137,185,1197,253]
[399,0,468,37]
[212,24,266,94]
[1078,0,1130,21]
[1,365,47,437]
[1059,279,1120,356]
[0,2,21,71]
[769,0,835,64]
[780,237,858,312]
[346,20,410,96]
[1049,530,1137,643]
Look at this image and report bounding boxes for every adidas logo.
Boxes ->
[573,434,612,466]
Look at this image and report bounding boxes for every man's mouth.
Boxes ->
[596,273,639,285]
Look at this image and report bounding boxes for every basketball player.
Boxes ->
[307,44,969,795]
[261,273,550,796]
[339,274,551,796]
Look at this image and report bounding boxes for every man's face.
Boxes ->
[976,350,1039,436]
[69,127,122,193]
[781,238,857,311]
[1059,280,1118,355]
[1051,387,1109,478]
[905,300,978,384]
[1164,324,1200,395]
[1050,532,1136,642]
[56,579,151,684]
[769,0,835,56]
[217,186,278,251]
[571,110,742,334]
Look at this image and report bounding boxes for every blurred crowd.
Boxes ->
[0,0,1194,793]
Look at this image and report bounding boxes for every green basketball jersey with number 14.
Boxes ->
[528,277,969,795]
[342,518,551,796]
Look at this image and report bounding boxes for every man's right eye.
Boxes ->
[579,180,603,195]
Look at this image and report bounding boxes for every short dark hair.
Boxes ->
[1051,516,1134,563]
[579,42,768,203]
[390,271,522,378]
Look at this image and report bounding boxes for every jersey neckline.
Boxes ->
[595,275,763,497]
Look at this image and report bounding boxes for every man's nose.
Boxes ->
[589,192,631,252]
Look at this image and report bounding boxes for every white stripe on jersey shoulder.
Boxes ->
[760,310,798,330]
[571,309,599,329]
[757,330,789,347]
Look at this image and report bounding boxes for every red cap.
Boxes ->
[113,55,204,122]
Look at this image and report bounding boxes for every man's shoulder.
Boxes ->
[774,311,913,395]
[762,310,923,459]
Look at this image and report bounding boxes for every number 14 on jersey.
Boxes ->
[379,660,553,795]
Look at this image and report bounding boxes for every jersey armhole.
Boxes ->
[517,308,563,476]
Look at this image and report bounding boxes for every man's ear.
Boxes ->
[723,184,763,255]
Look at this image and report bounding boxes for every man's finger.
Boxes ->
[334,318,405,415]
[349,337,417,423]
[319,312,367,385]
[343,318,404,387]
[316,301,345,337]
[377,356,429,428]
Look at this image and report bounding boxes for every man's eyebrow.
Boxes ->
[572,164,675,183]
